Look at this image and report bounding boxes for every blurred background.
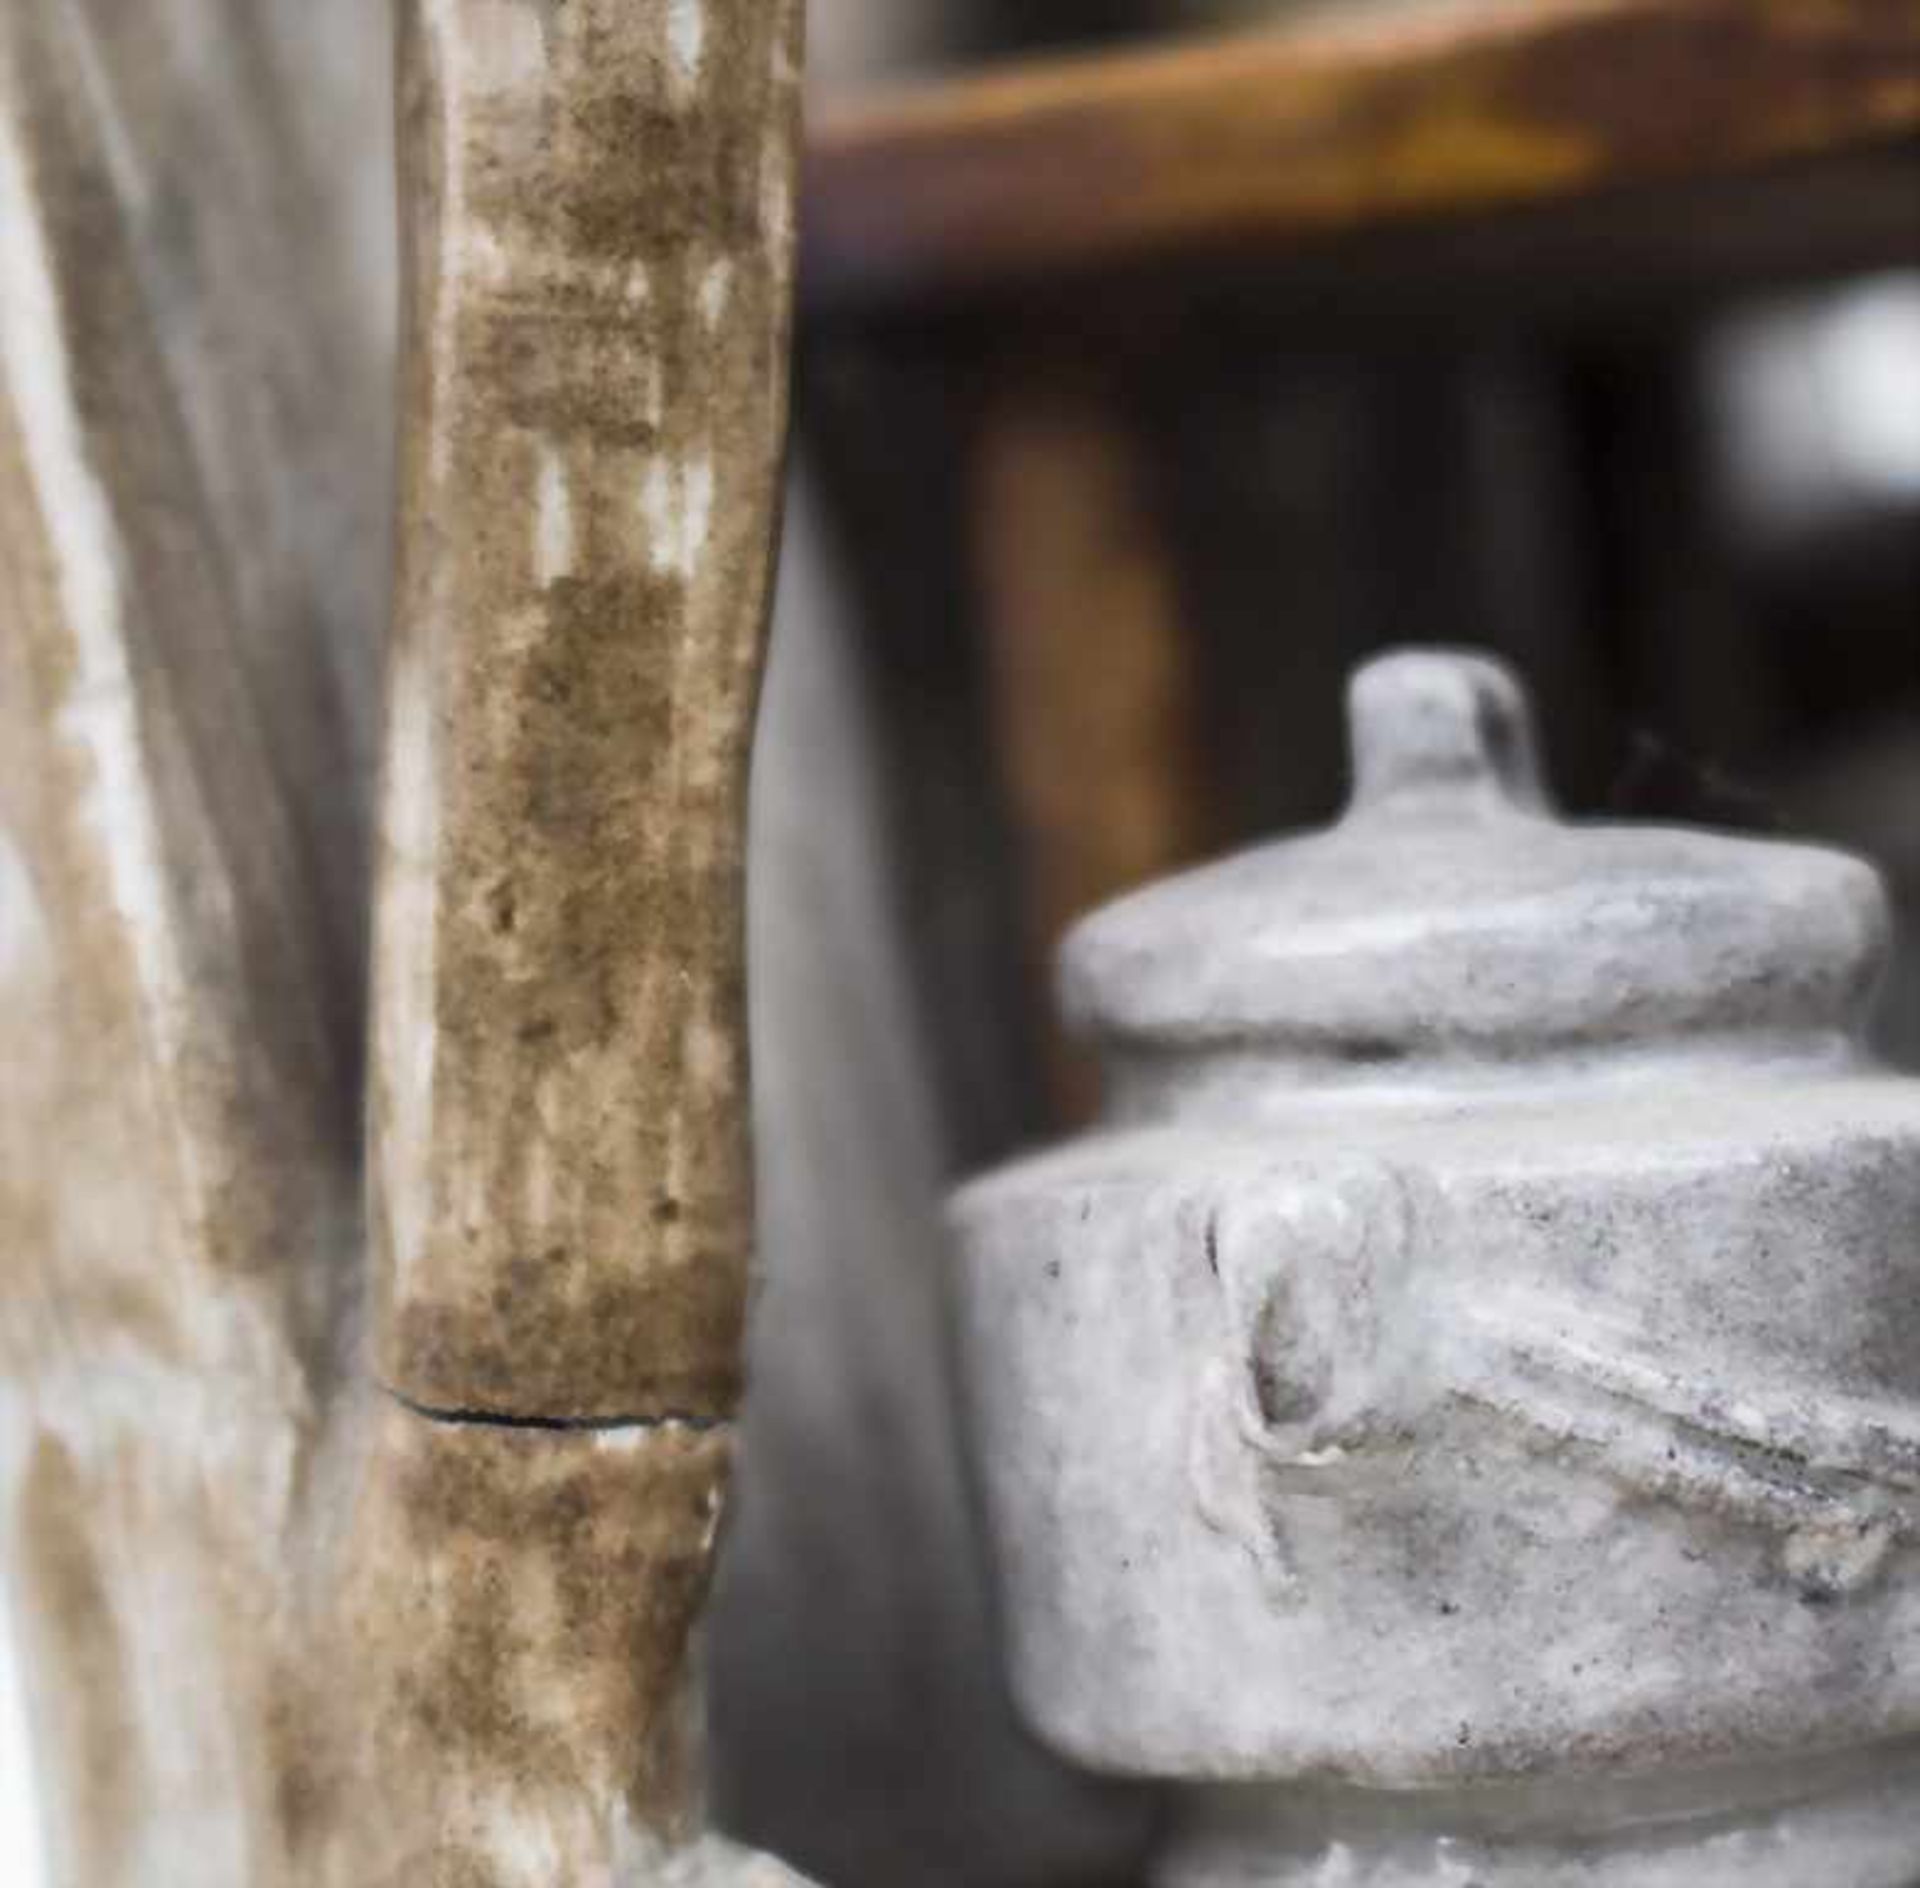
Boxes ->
[2,4,1916,1886]
[726,6,1920,1885]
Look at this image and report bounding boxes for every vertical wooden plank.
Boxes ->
[371,0,805,1424]
[972,351,1218,1119]
[354,0,812,1881]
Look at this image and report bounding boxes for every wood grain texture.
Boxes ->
[0,5,375,1881]
[372,0,804,1423]
[362,3,808,1874]
[805,0,1920,310]
[1,0,810,1880]
[333,1406,738,1885]
[972,358,1220,1124]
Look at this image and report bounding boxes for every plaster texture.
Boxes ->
[952,649,1920,1886]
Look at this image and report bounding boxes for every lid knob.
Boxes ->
[1061,645,1888,1089]
[1347,649,1549,817]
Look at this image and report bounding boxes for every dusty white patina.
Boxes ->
[952,649,1920,1886]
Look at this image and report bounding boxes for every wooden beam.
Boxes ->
[373,0,803,1425]
[360,0,808,1874]
[805,0,1920,314]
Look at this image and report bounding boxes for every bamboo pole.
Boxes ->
[0,0,808,1879]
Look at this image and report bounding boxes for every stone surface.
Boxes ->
[1159,1750,1920,1886]
[952,649,1920,1885]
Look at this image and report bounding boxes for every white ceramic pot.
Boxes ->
[952,650,1920,1885]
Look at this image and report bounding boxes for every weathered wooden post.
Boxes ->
[953,649,1920,1886]
[0,0,808,1880]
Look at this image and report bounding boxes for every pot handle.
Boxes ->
[1188,1159,1423,1602]
[1197,1156,1420,1460]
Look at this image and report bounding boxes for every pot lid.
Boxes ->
[1062,649,1890,1064]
